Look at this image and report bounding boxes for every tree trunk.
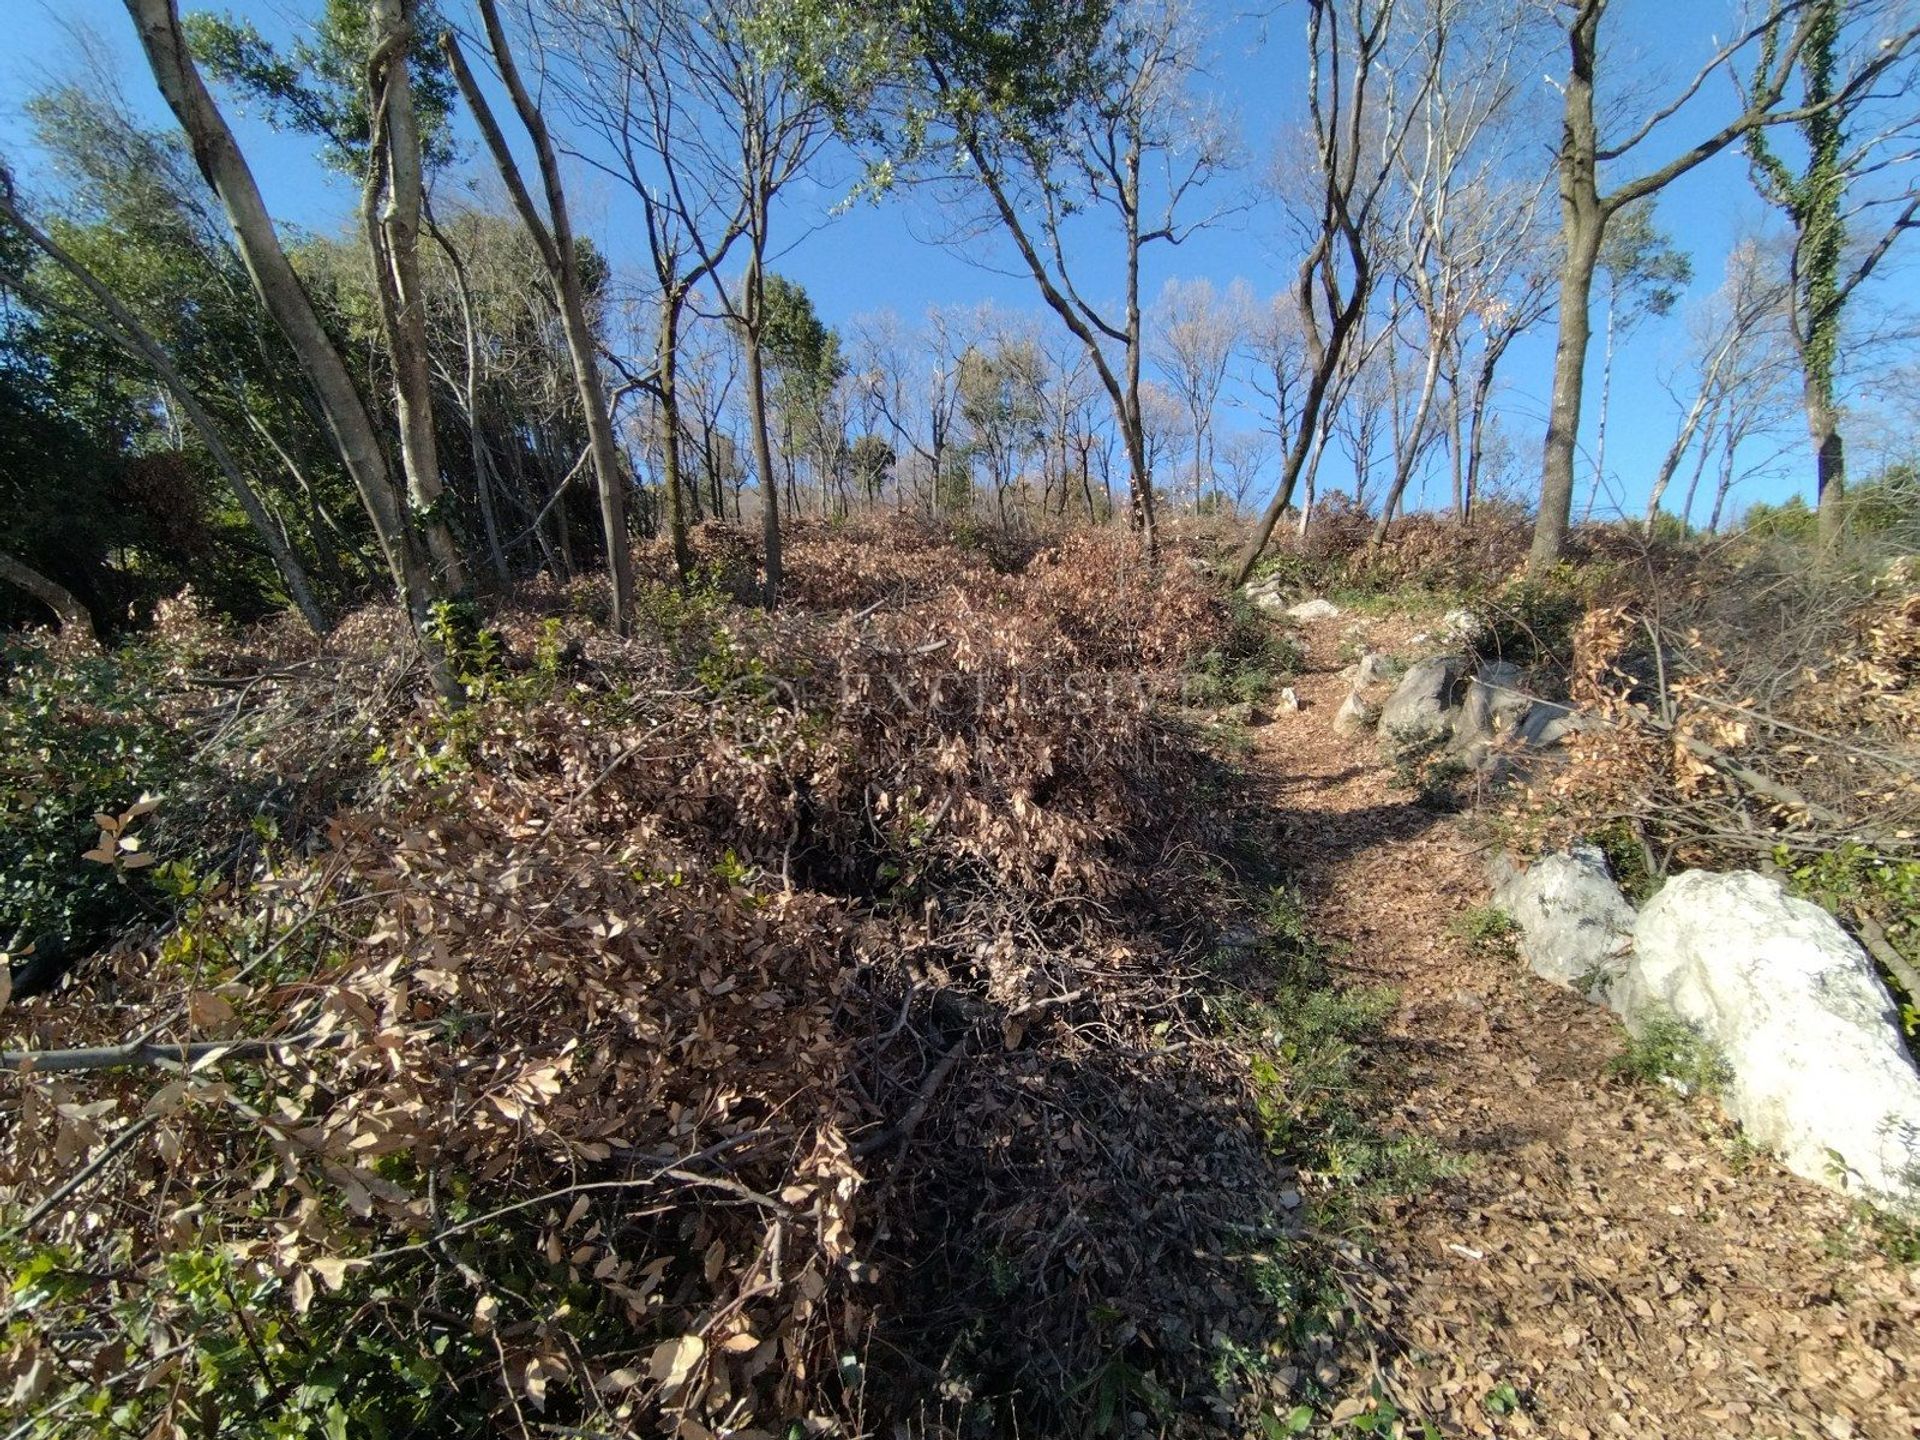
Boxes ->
[1448,372,1465,521]
[0,553,97,645]
[121,0,456,697]
[1531,1,1604,575]
[659,290,693,580]
[1807,371,1847,548]
[1583,292,1616,524]
[1121,135,1157,556]
[1708,426,1740,532]
[366,0,468,599]
[430,213,510,582]
[1532,214,1602,571]
[451,6,634,633]
[1370,339,1445,549]
[743,252,781,606]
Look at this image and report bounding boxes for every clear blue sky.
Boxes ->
[7,0,1912,525]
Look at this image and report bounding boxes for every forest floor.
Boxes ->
[1260,612,1920,1440]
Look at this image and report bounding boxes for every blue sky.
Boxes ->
[7,0,1913,525]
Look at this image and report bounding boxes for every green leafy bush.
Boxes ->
[0,636,190,960]
[1609,1011,1731,1096]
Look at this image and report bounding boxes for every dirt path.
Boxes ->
[1256,617,1920,1440]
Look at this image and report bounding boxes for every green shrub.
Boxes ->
[1448,904,1519,958]
[0,636,192,961]
[1478,570,1585,667]
[1609,1011,1731,1096]
[1184,596,1304,706]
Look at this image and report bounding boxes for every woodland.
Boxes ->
[3,0,1920,1437]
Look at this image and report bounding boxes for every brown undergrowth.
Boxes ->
[1,524,1381,1438]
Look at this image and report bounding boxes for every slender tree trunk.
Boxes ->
[1583,293,1616,524]
[743,251,781,606]
[0,553,97,645]
[1531,2,1604,574]
[449,8,634,632]
[1371,340,1445,549]
[121,0,457,697]
[658,290,693,580]
[1708,426,1740,532]
[366,0,468,599]
[1463,336,1508,523]
[1448,374,1465,521]
[1121,137,1158,556]
[1643,372,1721,535]
[1676,406,1720,529]
[430,215,509,582]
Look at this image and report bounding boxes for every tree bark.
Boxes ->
[0,553,97,645]
[365,0,468,600]
[451,4,635,633]
[1531,0,1604,574]
[1370,338,1445,549]
[120,0,457,697]
[658,289,693,580]
[743,251,781,606]
[1807,365,1847,548]
[1533,217,1602,571]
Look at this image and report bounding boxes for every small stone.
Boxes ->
[1284,597,1342,622]
[1332,690,1379,736]
[1352,650,1401,689]
[1277,686,1301,712]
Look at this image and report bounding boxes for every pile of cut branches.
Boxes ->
[3,524,1318,1437]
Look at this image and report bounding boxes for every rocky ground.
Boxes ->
[1259,612,1920,1440]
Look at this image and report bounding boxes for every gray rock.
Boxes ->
[1332,690,1380,736]
[1442,607,1486,642]
[1491,844,1636,995]
[1246,589,1290,615]
[1625,870,1920,1206]
[1276,686,1301,712]
[1352,650,1401,689]
[1517,700,1579,748]
[1378,655,1470,748]
[1453,661,1532,751]
[1285,597,1342,622]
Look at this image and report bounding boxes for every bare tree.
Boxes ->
[856,0,1235,555]
[1441,173,1556,521]
[1527,0,1920,572]
[444,0,635,631]
[1217,430,1275,516]
[1232,0,1431,584]
[1369,0,1542,545]
[1151,276,1247,509]
[1643,237,1792,531]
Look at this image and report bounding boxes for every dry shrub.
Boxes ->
[1502,546,1920,972]
[2,523,1297,1438]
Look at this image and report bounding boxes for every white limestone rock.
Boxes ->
[1625,870,1920,1207]
[1491,844,1636,996]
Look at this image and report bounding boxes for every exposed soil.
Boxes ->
[1258,614,1920,1440]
